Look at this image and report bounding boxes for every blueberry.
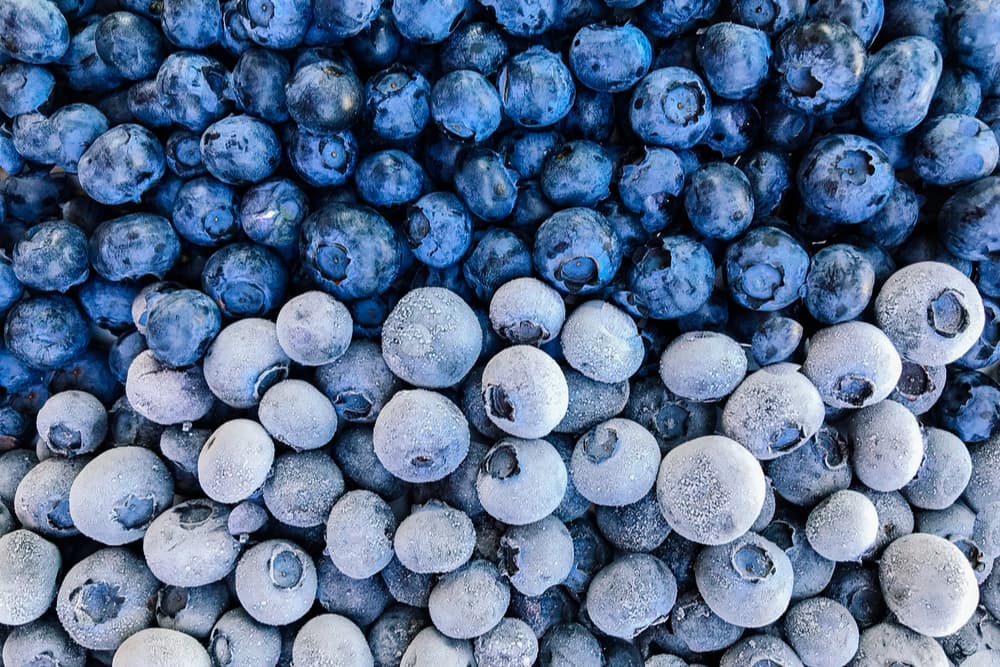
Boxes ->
[594,490,672,552]
[209,609,282,667]
[669,589,743,654]
[478,0,556,36]
[154,53,230,131]
[234,539,317,626]
[356,149,427,208]
[481,346,568,440]
[292,615,373,666]
[4,295,90,370]
[767,424,852,506]
[0,64,55,118]
[286,59,362,133]
[200,115,281,185]
[316,339,402,424]
[0,0,70,63]
[144,499,241,587]
[288,125,359,187]
[630,235,714,319]
[930,66,983,117]
[804,243,876,324]
[939,176,1000,262]
[1,616,86,667]
[315,556,390,626]
[13,456,86,537]
[89,213,181,282]
[773,20,866,115]
[860,37,942,137]
[852,622,950,665]
[802,321,902,408]
[198,419,275,504]
[847,399,924,492]
[498,47,575,128]
[391,0,466,44]
[0,529,61,626]
[639,0,720,39]
[798,133,894,224]
[373,389,470,483]
[77,124,165,205]
[719,634,803,666]
[629,68,712,148]
[569,24,651,94]
[237,0,310,48]
[428,559,510,639]
[401,627,475,665]
[431,70,502,142]
[534,207,621,295]
[113,627,212,667]
[657,435,766,545]
[161,0,222,48]
[617,147,685,233]
[540,140,612,208]
[729,0,805,33]
[476,437,567,525]
[697,22,771,99]
[474,617,538,667]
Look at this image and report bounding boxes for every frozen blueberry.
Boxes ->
[274,291,351,367]
[657,435,766,545]
[481,346,568,439]
[586,553,677,639]
[208,608,282,667]
[488,278,565,347]
[258,379,337,451]
[154,582,229,639]
[235,539,317,626]
[69,446,173,545]
[203,318,290,409]
[395,500,475,574]
[401,626,475,666]
[13,456,86,537]
[561,301,643,384]
[719,634,804,667]
[570,418,659,507]
[198,419,275,504]
[659,331,746,402]
[852,622,949,666]
[113,628,211,667]
[373,389,470,483]
[0,529,60,626]
[55,547,159,651]
[880,533,979,637]
[804,489,879,562]
[847,399,923,492]
[144,499,240,587]
[594,490,671,553]
[291,614,373,666]
[0,616,85,667]
[325,489,395,579]
[428,560,510,639]
[476,437,567,526]
[801,321,902,408]
[474,617,538,667]
[125,350,214,425]
[35,390,106,457]
[498,514,573,597]
[262,449,343,528]
[902,427,972,510]
[315,339,402,424]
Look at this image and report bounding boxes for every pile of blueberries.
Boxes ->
[3,0,1000,663]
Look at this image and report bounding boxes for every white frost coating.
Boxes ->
[489,277,566,346]
[373,389,470,483]
[258,379,338,450]
[275,290,353,366]
[804,490,879,562]
[847,400,923,492]
[112,628,212,667]
[126,350,214,425]
[202,318,290,409]
[876,261,985,365]
[570,417,660,506]
[660,330,747,402]
[0,529,60,625]
[801,321,902,409]
[198,419,275,504]
[561,301,644,384]
[481,345,568,439]
[400,627,475,667]
[291,614,374,667]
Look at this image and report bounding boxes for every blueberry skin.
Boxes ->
[540,140,612,207]
[934,369,1000,444]
[344,7,399,70]
[77,124,165,206]
[275,291,351,367]
[0,0,70,63]
[78,276,139,332]
[240,178,307,254]
[696,22,771,100]
[405,191,472,269]
[0,63,55,117]
[202,243,287,318]
[629,68,713,149]
[797,133,894,224]
[808,0,884,46]
[89,213,181,281]
[365,65,430,141]
[288,126,358,187]
[639,0,720,39]
[804,244,876,324]
[94,11,164,80]
[4,295,90,370]
[237,0,310,48]
[802,321,902,409]
[684,162,754,240]
[231,48,289,123]
[200,114,281,185]
[325,489,396,578]
[629,235,714,319]
[0,255,24,313]
[12,221,89,292]
[618,147,685,233]
[670,590,743,654]
[930,66,982,117]
[145,289,221,368]
[356,149,427,208]
[164,0,223,48]
[761,96,815,150]
[208,609,279,664]
[14,456,88,537]
[391,0,466,44]
[947,0,1000,75]
[63,20,125,93]
[127,78,171,128]
[165,130,206,178]
[155,53,230,131]
[752,316,803,366]
[440,22,508,76]
[857,178,918,249]
[14,103,109,173]
[315,340,402,424]
[773,20,866,115]
[2,616,86,667]
[299,203,402,301]
[172,177,240,247]
[450,149,517,222]
[739,148,791,216]
[660,331,746,402]
[534,208,621,295]
[569,24,652,94]
[586,554,678,639]
[478,0,556,36]
[913,114,999,187]
[730,0,806,33]
[498,46,575,128]
[431,70,502,143]
[463,229,533,301]
[939,176,1000,261]
[234,540,317,627]
[286,59,362,133]
[860,37,942,137]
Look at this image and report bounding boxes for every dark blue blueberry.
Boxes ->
[286,58,363,133]
[855,179,918,248]
[0,128,26,176]
[738,148,791,216]
[391,0,466,44]
[127,78,172,129]
[200,114,281,185]
[232,48,290,123]
[699,98,760,158]
[730,0,805,33]
[50,348,119,406]
[978,257,1000,299]
[639,0,719,39]
[859,36,942,137]
[355,149,427,208]
[947,0,1000,74]
[683,162,754,239]
[773,20,866,115]
[440,22,508,76]
[912,114,999,187]
[569,24,652,94]
[761,96,815,150]
[145,289,222,367]
[94,11,164,80]
[78,277,140,332]
[726,227,809,311]
[751,315,804,366]
[630,67,712,148]
[500,130,562,180]
[0,64,55,117]
[697,22,770,99]
[539,140,612,207]
[956,296,1000,370]
[4,295,90,370]
[161,0,223,49]
[165,130,206,178]
[109,331,147,385]
[237,0,310,48]
[77,124,165,206]
[618,147,685,233]
[89,213,181,282]
[172,177,240,247]
[0,254,24,314]
[300,203,402,300]
[929,66,982,117]
[561,89,614,142]
[808,0,884,46]
[498,46,575,128]
[479,0,556,36]
[804,243,876,323]
[312,0,378,37]
[13,221,89,292]
[454,149,519,221]
[534,208,621,295]
[0,0,70,63]
[365,65,431,141]
[345,7,400,71]
[797,133,894,224]
[463,229,533,302]
[288,126,358,188]
[933,369,1000,443]
[430,70,502,143]
[882,0,945,50]
[155,53,231,131]
[629,235,714,320]
[240,178,308,255]
[405,191,472,269]
[202,243,287,318]
[939,176,1000,261]
[63,20,125,93]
